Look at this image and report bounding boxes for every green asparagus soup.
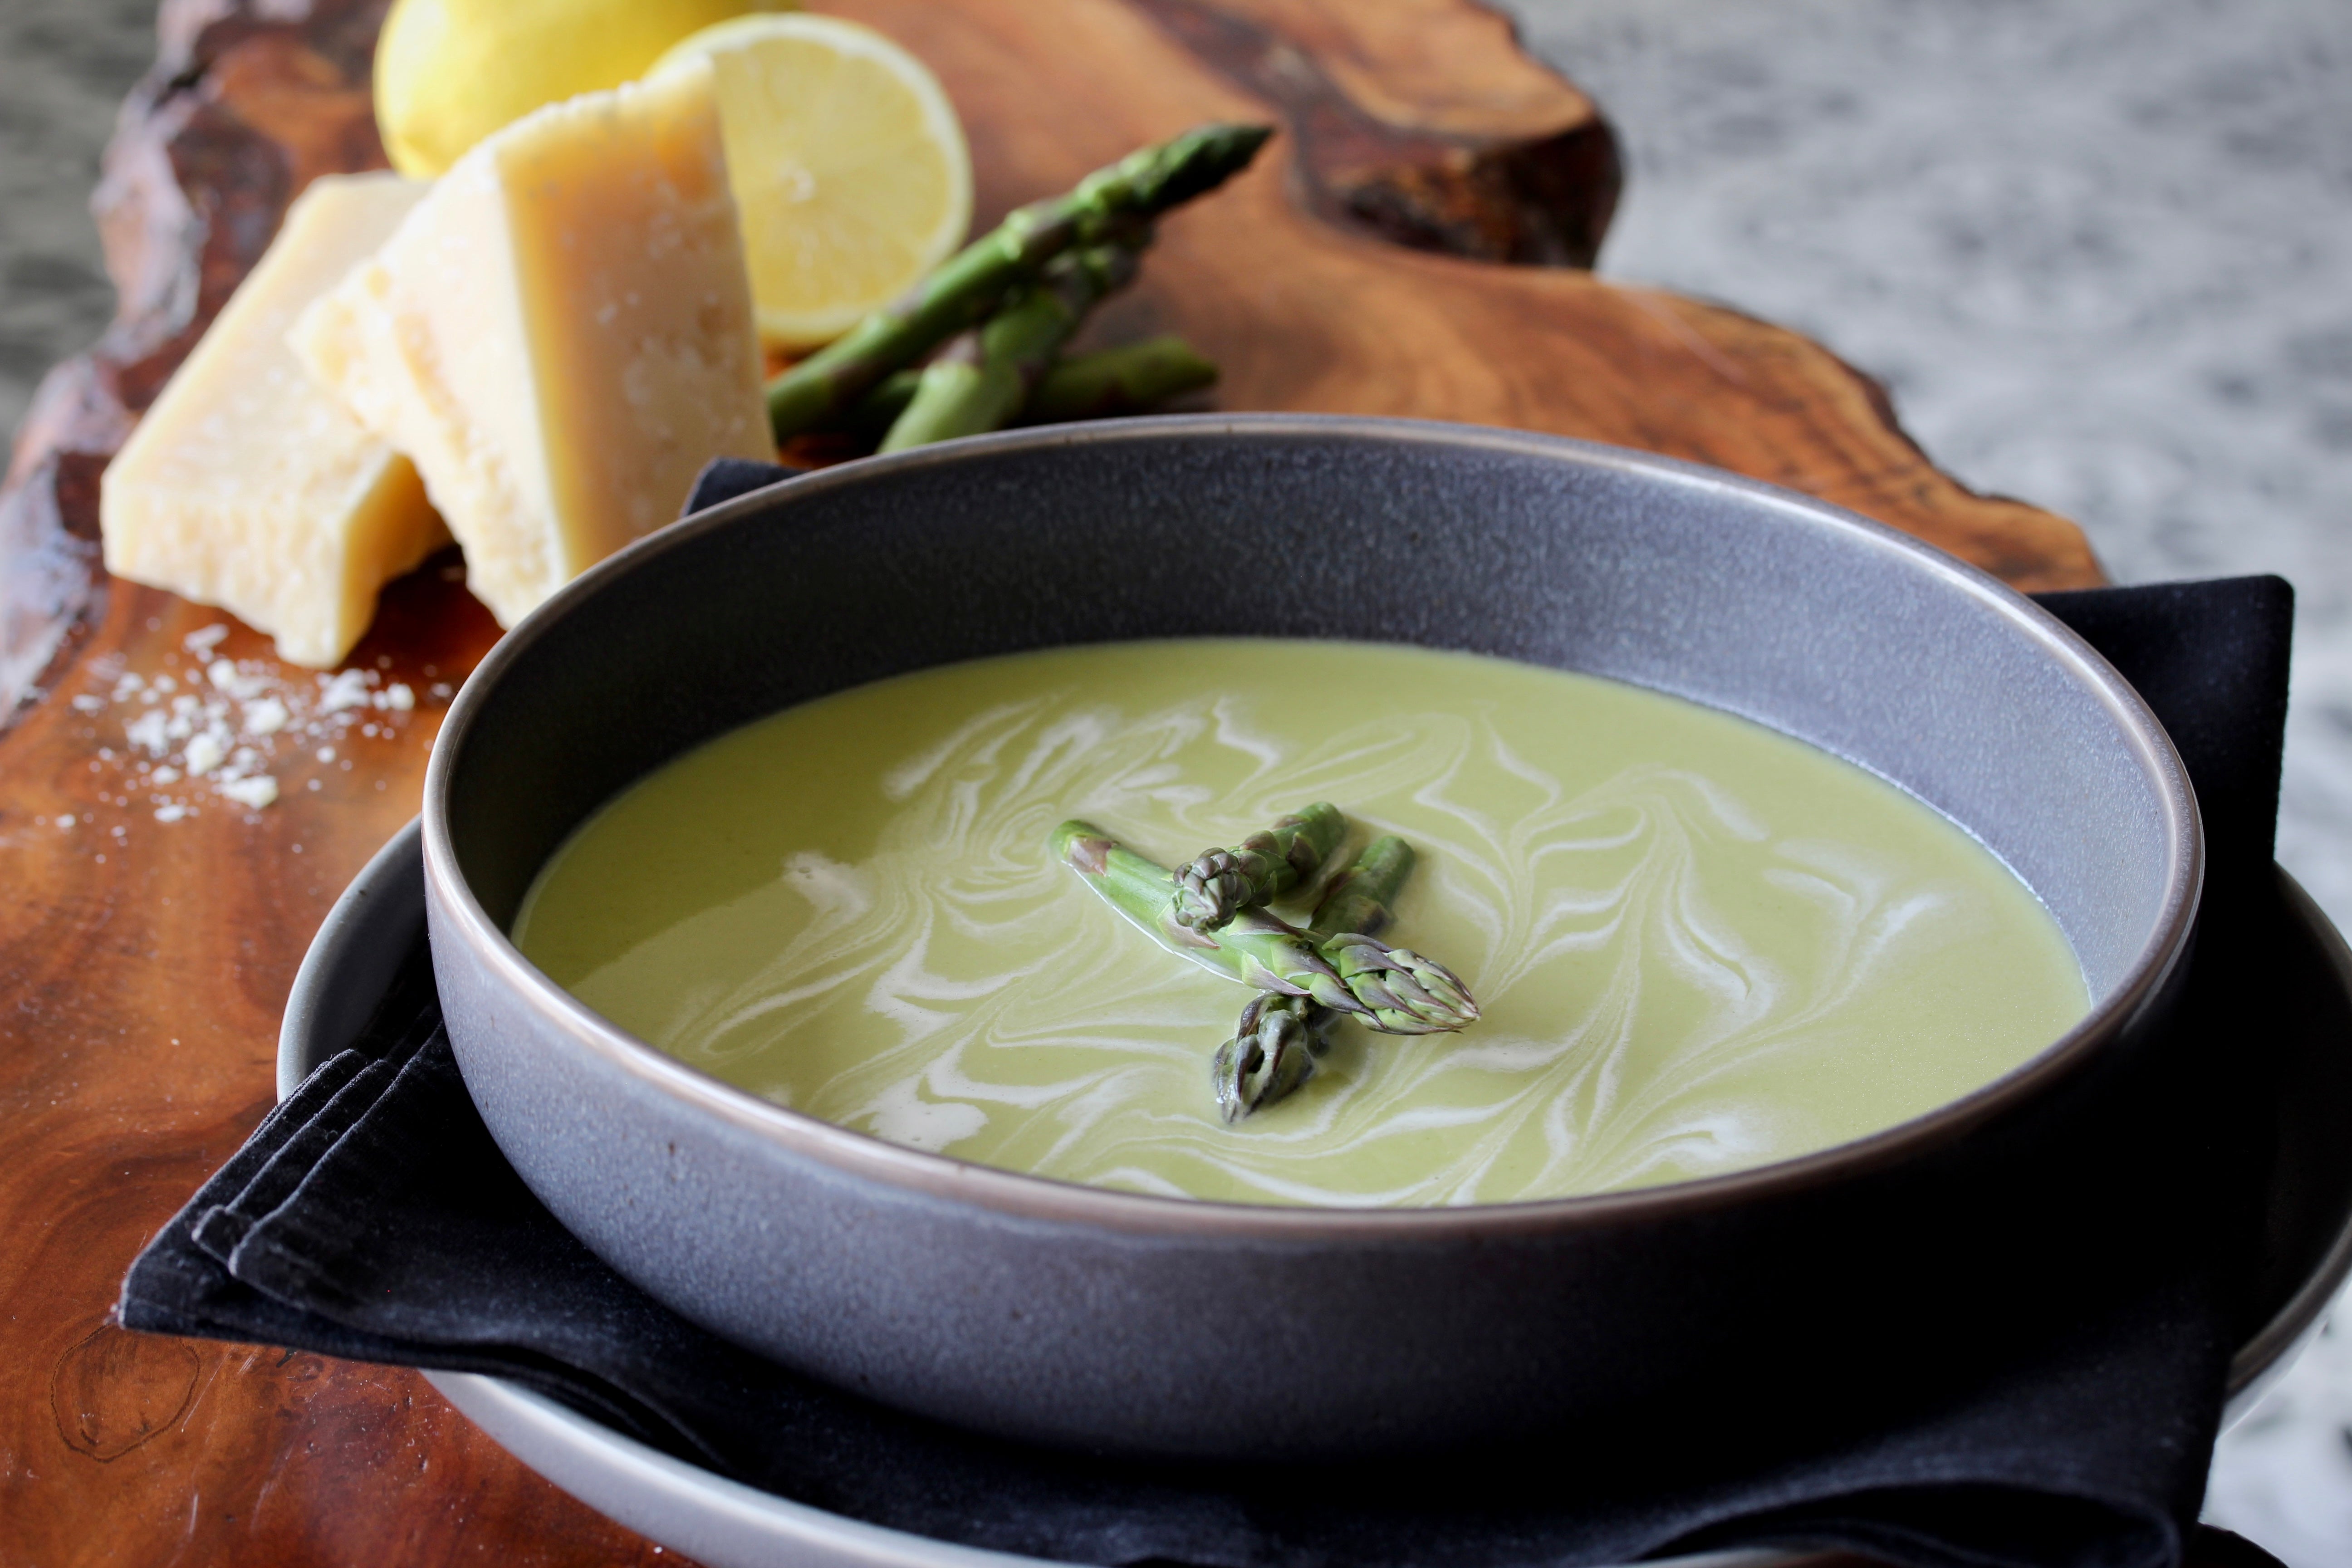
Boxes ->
[512,639,2087,1206]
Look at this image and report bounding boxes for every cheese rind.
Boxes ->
[100,172,449,668]
[293,64,776,629]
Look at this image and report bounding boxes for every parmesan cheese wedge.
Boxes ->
[292,63,776,629]
[100,172,449,668]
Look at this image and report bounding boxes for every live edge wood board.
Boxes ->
[0,0,2104,1563]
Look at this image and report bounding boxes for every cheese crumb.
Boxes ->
[126,710,170,756]
[56,814,76,829]
[208,659,271,701]
[320,670,372,712]
[216,775,279,810]
[183,624,230,656]
[66,628,424,823]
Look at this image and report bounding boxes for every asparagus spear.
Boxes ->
[1023,333,1217,424]
[840,335,1218,443]
[1051,817,1319,987]
[1049,820,1478,1034]
[766,122,1273,439]
[1214,835,1416,1121]
[878,243,1142,453]
[1171,801,1346,931]
[1305,833,1418,938]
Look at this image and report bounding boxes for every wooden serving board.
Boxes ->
[0,1,2104,1561]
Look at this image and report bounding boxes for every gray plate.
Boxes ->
[281,818,2352,1568]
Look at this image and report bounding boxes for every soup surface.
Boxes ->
[514,638,2087,1206]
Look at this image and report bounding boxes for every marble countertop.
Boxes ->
[6,1,2349,1560]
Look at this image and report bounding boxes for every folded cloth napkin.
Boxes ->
[122,574,2295,1568]
[679,455,807,514]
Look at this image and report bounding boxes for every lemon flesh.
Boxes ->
[374,0,789,179]
[652,15,973,350]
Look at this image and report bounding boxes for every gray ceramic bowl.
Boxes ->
[422,416,2200,1462]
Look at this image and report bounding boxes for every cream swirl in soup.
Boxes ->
[513,639,2087,1206]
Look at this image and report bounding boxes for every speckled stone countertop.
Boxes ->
[5,1,2349,1560]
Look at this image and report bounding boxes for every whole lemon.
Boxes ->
[374,0,792,177]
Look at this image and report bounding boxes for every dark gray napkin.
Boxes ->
[121,575,2296,1568]
[680,455,806,514]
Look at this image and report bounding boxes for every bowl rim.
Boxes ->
[422,413,2203,1240]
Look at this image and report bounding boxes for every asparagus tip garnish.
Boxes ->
[1170,801,1346,932]
[1322,933,1480,1034]
[1050,818,1479,1124]
[1213,993,1328,1122]
[1223,832,1477,1114]
[1052,818,1220,956]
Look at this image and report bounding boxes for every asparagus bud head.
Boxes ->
[1071,123,1275,230]
[1211,993,1332,1123]
[1171,801,1345,931]
[1321,932,1481,1034]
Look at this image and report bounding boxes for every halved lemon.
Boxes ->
[651,14,973,350]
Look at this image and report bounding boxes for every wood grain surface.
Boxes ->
[0,0,2109,1562]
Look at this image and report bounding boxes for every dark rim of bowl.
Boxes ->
[423,414,2203,1240]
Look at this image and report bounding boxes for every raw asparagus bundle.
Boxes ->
[1049,818,1478,1034]
[1213,834,1417,1120]
[842,335,1217,443]
[1171,801,1347,932]
[767,122,1272,440]
[879,242,1144,452]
